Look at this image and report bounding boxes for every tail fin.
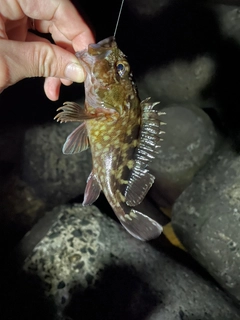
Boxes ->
[119,209,163,241]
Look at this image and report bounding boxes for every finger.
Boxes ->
[44,77,72,101]
[17,0,95,49]
[44,77,61,101]
[61,78,72,86]
[5,16,29,40]
[25,31,49,43]
[26,33,77,101]
[0,38,85,91]
[0,14,8,39]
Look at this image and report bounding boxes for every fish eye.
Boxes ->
[117,63,125,77]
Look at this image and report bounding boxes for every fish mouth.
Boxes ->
[76,36,116,63]
[89,36,117,50]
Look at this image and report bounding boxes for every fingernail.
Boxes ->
[64,63,85,83]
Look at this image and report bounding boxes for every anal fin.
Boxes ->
[125,167,155,206]
[62,122,89,154]
[119,209,163,241]
[83,171,101,205]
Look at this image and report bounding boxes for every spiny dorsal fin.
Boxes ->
[124,98,166,206]
[119,209,163,241]
[62,122,89,154]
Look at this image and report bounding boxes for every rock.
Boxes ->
[116,0,220,110]
[172,141,240,304]
[217,4,240,43]
[205,4,240,150]
[3,204,240,320]
[0,124,46,252]
[113,1,240,152]
[137,56,215,107]
[149,104,220,207]
[22,121,92,208]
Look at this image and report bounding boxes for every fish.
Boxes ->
[54,36,166,241]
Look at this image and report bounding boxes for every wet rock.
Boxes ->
[3,204,240,320]
[22,121,92,208]
[172,141,240,304]
[149,104,220,207]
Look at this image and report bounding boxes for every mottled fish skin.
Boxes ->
[54,37,165,241]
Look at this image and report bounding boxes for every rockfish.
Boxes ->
[55,37,165,241]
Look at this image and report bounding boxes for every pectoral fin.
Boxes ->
[119,209,163,241]
[54,101,94,123]
[62,122,89,154]
[83,171,101,205]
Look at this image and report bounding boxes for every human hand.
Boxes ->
[0,0,94,100]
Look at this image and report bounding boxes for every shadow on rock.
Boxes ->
[202,37,240,151]
[64,264,160,320]
[0,271,57,320]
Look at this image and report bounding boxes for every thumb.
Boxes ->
[0,38,85,91]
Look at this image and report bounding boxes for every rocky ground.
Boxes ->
[1,0,240,319]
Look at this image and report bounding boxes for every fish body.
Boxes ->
[55,37,165,241]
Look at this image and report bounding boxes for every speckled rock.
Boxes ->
[149,104,220,207]
[172,141,240,304]
[3,204,240,320]
[22,121,92,208]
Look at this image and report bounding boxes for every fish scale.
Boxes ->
[88,109,138,197]
[54,37,165,241]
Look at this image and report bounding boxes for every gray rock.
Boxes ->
[149,104,220,207]
[5,204,240,320]
[138,56,216,108]
[121,1,218,109]
[172,141,240,304]
[217,4,240,43]
[0,124,46,249]
[124,1,240,118]
[22,122,92,208]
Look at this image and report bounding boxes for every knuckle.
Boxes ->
[33,42,62,78]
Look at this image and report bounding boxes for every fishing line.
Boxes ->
[113,0,125,38]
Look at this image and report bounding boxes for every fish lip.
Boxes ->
[95,36,116,47]
[87,36,117,52]
[75,49,87,61]
[75,36,116,58]
[75,37,118,90]
[76,39,115,64]
[75,50,91,76]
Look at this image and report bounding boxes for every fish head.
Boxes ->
[76,37,138,114]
